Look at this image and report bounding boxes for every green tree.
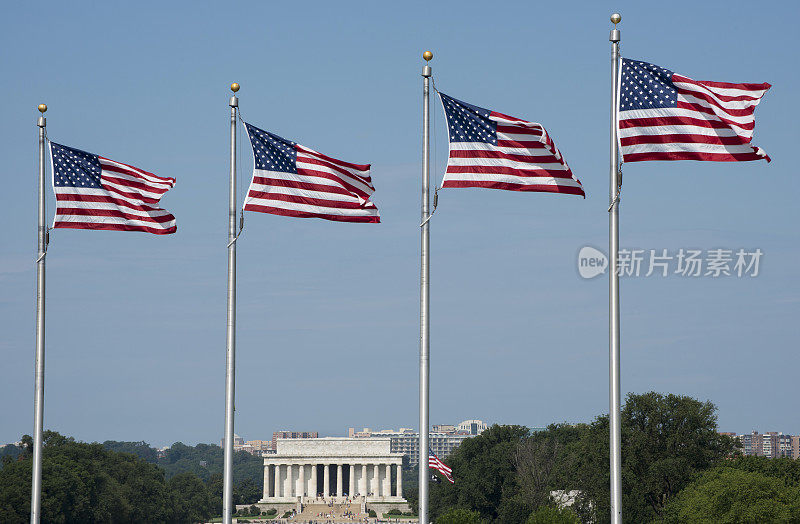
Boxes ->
[526,505,580,524]
[429,425,530,522]
[658,467,800,523]
[554,392,734,523]
[167,472,214,524]
[435,507,484,524]
[0,431,219,523]
[720,455,800,486]
[102,440,158,463]
[514,424,587,511]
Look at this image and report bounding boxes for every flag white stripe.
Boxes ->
[53,186,161,207]
[621,142,762,155]
[246,183,366,204]
[620,106,754,126]
[618,125,741,138]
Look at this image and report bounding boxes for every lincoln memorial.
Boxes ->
[259,437,407,504]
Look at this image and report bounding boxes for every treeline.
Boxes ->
[102,439,263,488]
[427,392,800,523]
[0,433,263,523]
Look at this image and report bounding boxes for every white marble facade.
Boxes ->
[259,438,406,503]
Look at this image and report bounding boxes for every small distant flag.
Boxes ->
[243,122,379,223]
[51,142,176,234]
[428,449,454,484]
[438,92,584,197]
[618,58,771,162]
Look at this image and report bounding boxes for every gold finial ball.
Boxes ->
[423,51,433,62]
[38,104,47,113]
[230,83,240,93]
[610,13,621,25]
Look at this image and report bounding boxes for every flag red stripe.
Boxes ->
[449,149,568,164]
[442,180,586,195]
[622,151,768,162]
[55,207,176,223]
[446,165,575,179]
[52,221,176,234]
[674,76,771,91]
[495,124,543,136]
[242,204,380,223]
[620,133,751,147]
[496,139,547,149]
[246,191,375,210]
[619,115,744,131]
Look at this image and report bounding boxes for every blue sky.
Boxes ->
[2,0,798,447]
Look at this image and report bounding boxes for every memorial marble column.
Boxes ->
[372,463,379,496]
[361,464,367,496]
[348,465,355,497]
[382,464,390,497]
[311,463,318,497]
[263,463,270,499]
[286,464,293,497]
[396,463,403,498]
[274,464,281,499]
[337,464,343,497]
[324,464,330,497]
[298,463,305,497]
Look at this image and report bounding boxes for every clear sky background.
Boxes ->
[2,1,798,447]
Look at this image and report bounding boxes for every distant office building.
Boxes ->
[220,433,246,449]
[735,431,796,458]
[219,432,319,457]
[458,420,488,435]
[347,419,487,467]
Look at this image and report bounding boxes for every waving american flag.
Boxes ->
[429,449,454,484]
[438,92,584,197]
[618,58,771,162]
[243,122,379,223]
[51,142,176,234]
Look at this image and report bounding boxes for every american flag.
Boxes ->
[428,449,454,484]
[243,122,379,223]
[51,142,176,234]
[618,58,771,162]
[439,92,584,197]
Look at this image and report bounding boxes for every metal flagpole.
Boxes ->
[608,13,623,524]
[222,82,240,524]
[30,103,48,524]
[419,50,433,524]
